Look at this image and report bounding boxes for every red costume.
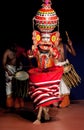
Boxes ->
[27,0,64,123]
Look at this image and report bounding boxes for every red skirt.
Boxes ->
[28,66,63,109]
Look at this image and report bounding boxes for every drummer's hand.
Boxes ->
[68,39,72,46]
[7,70,13,76]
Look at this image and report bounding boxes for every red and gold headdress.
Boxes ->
[33,0,59,33]
[32,0,60,47]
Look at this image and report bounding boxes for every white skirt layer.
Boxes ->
[59,79,70,95]
[5,65,16,96]
[56,59,70,95]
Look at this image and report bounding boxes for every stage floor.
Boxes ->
[0,100,84,130]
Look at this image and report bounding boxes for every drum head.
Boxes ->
[15,71,29,81]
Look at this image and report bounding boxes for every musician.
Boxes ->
[55,32,76,108]
[2,43,26,111]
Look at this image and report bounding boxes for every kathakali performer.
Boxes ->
[27,0,64,124]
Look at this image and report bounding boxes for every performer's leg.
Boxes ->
[43,107,50,120]
[19,97,25,108]
[5,66,16,111]
[59,79,70,108]
[14,98,20,109]
[6,94,14,108]
[33,106,43,124]
[59,94,70,108]
[5,81,14,112]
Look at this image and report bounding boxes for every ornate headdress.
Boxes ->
[33,0,59,33]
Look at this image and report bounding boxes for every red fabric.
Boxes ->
[28,66,63,83]
[28,66,63,109]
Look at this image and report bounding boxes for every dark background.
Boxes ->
[0,0,84,101]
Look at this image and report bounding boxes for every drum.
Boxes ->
[62,60,81,88]
[12,71,29,98]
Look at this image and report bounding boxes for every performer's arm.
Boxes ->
[2,50,13,76]
[65,31,76,56]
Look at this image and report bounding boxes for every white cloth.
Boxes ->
[56,59,70,95]
[5,65,16,96]
[59,79,70,95]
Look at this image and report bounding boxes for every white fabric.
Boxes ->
[5,65,16,96]
[59,79,70,95]
[56,59,70,95]
[56,59,69,66]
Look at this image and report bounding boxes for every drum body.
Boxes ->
[57,60,81,88]
[12,71,29,98]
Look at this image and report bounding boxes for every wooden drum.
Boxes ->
[12,71,29,98]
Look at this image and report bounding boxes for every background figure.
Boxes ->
[2,43,28,111]
[14,43,28,71]
[0,66,6,108]
[55,31,76,108]
[2,44,17,111]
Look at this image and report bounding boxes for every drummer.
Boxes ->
[2,43,27,112]
[55,32,76,108]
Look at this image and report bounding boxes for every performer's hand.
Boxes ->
[67,39,72,46]
[65,31,72,46]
